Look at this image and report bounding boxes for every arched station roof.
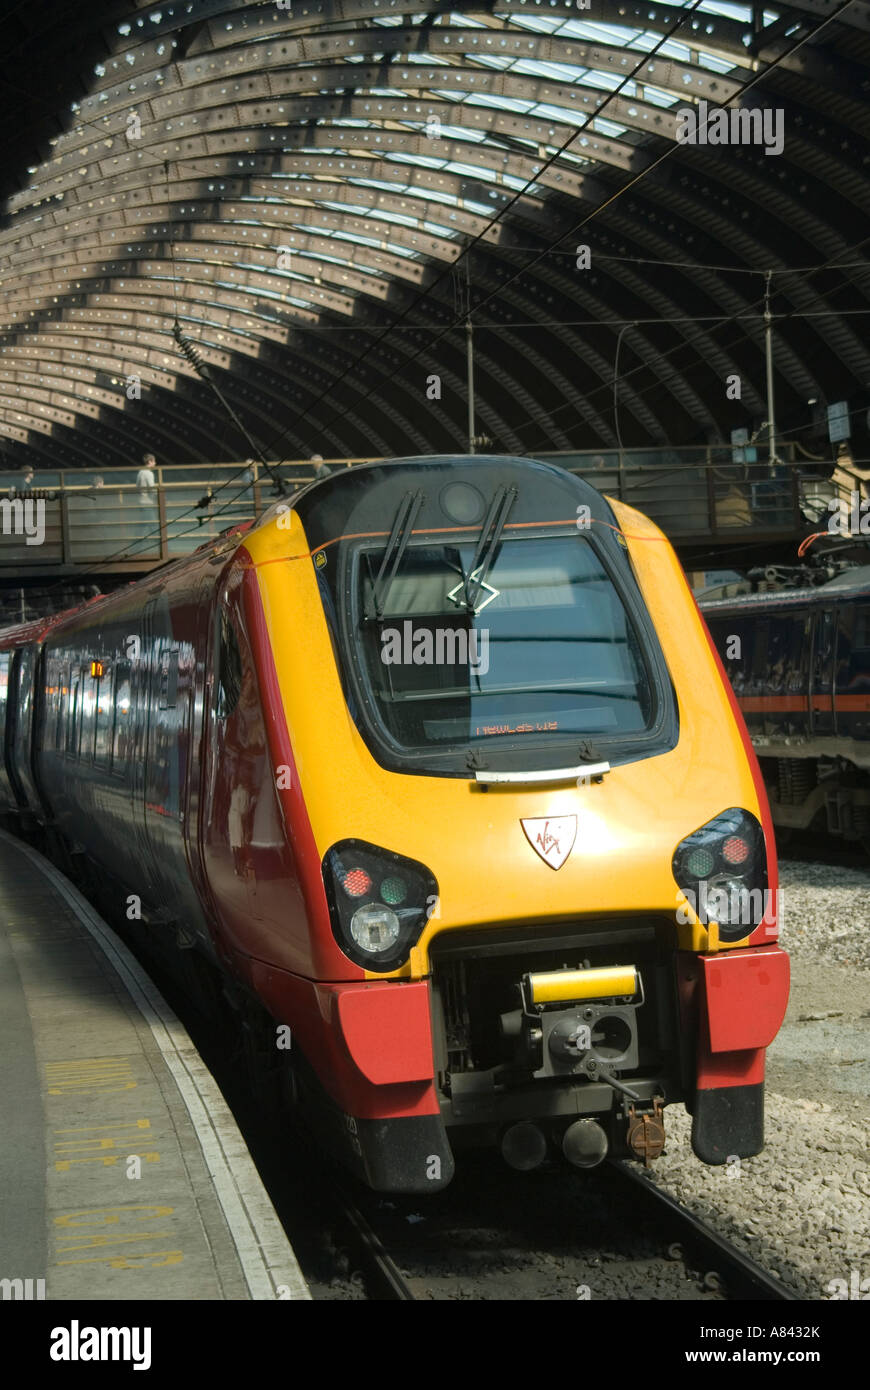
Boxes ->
[1,0,869,468]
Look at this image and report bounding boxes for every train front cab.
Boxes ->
[299,871,791,1193]
[239,458,790,1192]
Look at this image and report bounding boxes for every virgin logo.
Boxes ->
[520,816,577,870]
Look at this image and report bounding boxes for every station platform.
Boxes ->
[0,830,310,1301]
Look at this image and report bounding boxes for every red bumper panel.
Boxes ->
[249,966,449,1187]
[690,945,789,1163]
[700,944,790,1054]
[250,959,439,1117]
[324,981,435,1086]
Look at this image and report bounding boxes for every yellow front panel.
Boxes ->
[245,500,760,978]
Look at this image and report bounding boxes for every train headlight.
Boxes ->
[322,839,438,971]
[350,904,400,953]
[672,808,767,941]
[704,875,750,926]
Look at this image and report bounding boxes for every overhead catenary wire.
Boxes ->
[31,0,863,572]
[238,304,870,333]
[517,227,870,448]
[255,0,716,456]
[6,2,862,492]
[170,320,287,497]
[127,43,867,564]
[4,0,863,487]
[613,323,634,456]
[36,224,870,589]
[163,160,288,499]
[257,0,860,457]
[51,347,870,593]
[488,250,870,276]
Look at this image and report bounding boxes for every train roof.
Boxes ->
[699,564,870,613]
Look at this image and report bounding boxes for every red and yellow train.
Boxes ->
[0,455,789,1191]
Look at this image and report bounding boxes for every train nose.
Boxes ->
[562,1118,609,1169]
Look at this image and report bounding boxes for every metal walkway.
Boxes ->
[0,444,827,584]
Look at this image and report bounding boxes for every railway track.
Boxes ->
[610,1161,797,1302]
[329,1158,799,1302]
[106,910,800,1304]
[329,1180,418,1301]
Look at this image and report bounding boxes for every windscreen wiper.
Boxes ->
[373,490,424,619]
[460,485,517,613]
[469,739,611,787]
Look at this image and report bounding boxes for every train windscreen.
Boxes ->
[353,535,654,753]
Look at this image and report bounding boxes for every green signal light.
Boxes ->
[380,876,407,905]
[687,847,715,878]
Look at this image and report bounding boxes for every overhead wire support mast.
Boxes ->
[763,270,779,477]
[465,255,476,454]
[466,315,475,455]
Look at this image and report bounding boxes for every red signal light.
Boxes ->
[722,836,749,865]
[341,867,372,898]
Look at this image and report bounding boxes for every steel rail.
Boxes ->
[610,1159,799,1301]
[329,1182,418,1302]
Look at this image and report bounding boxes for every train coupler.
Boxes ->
[626,1095,666,1166]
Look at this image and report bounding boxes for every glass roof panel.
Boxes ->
[696,51,739,73]
[384,153,448,170]
[692,1,754,19]
[3,0,825,467]
[460,92,538,114]
[643,87,681,109]
[510,59,590,82]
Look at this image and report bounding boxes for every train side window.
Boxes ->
[36,652,54,751]
[78,666,94,762]
[787,614,811,692]
[112,662,132,776]
[0,652,8,751]
[766,617,789,691]
[854,606,870,650]
[66,674,79,757]
[812,608,836,690]
[837,603,870,697]
[56,663,69,749]
[750,619,770,689]
[93,665,113,768]
[216,611,242,719]
[158,648,179,710]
